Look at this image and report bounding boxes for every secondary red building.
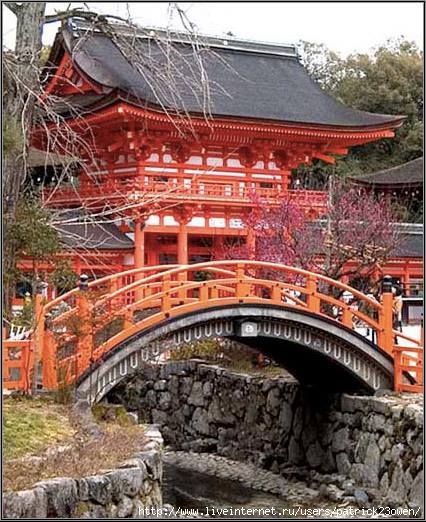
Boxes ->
[24,18,422,300]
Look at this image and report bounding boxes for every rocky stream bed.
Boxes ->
[160,451,419,518]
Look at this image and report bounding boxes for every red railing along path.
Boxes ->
[2,262,423,393]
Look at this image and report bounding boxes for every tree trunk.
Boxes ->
[3,2,46,201]
[3,2,46,309]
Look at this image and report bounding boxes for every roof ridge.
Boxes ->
[67,16,299,58]
[353,157,423,180]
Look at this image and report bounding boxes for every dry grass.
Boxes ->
[3,396,74,460]
[221,357,295,378]
[170,339,293,378]
[3,398,146,492]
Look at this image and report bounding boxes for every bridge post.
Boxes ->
[378,275,394,356]
[236,263,250,298]
[134,218,145,303]
[162,274,172,312]
[306,275,320,313]
[177,272,187,303]
[33,289,45,392]
[41,328,58,390]
[76,275,93,378]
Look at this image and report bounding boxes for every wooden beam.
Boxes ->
[312,152,336,164]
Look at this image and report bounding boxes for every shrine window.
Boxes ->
[207,157,223,166]
[226,158,241,167]
[189,236,213,248]
[409,279,424,297]
[187,156,202,165]
[157,234,177,245]
[159,253,177,264]
[190,254,213,264]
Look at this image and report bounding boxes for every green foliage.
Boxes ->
[169,338,224,361]
[54,364,76,405]
[299,40,344,92]
[48,259,78,293]
[92,404,133,426]
[3,398,72,459]
[94,316,124,347]
[193,270,214,282]
[11,299,35,329]
[299,38,423,173]
[5,198,60,261]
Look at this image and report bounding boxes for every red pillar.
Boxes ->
[146,235,159,266]
[175,207,192,265]
[403,262,410,296]
[134,219,145,303]
[134,219,145,270]
[177,222,188,265]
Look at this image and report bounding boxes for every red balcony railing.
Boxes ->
[43,174,327,212]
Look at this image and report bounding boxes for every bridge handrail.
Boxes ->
[3,338,33,392]
[43,264,180,313]
[393,329,423,347]
[30,260,423,394]
[93,266,240,308]
[44,260,387,348]
[43,261,382,316]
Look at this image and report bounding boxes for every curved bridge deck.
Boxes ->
[3,261,423,395]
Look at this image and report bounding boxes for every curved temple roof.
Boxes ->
[48,18,404,129]
[351,157,424,187]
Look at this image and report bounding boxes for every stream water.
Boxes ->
[163,463,308,518]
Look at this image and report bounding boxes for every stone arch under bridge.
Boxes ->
[76,305,394,402]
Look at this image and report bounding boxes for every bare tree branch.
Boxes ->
[4,2,22,16]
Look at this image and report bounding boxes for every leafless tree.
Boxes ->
[3,2,231,304]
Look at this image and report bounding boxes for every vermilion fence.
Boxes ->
[2,261,423,393]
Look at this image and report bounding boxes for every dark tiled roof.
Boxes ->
[394,232,423,258]
[351,157,424,186]
[51,19,404,128]
[54,211,134,250]
[310,222,423,258]
[28,148,77,167]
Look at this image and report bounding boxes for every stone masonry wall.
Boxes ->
[110,360,423,510]
[2,426,163,519]
[334,394,423,509]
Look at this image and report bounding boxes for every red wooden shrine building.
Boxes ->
[25,18,422,300]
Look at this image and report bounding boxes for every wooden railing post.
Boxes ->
[177,272,187,303]
[162,274,171,312]
[341,307,353,329]
[123,307,133,330]
[42,328,58,390]
[199,282,208,302]
[378,275,394,355]
[33,282,48,393]
[393,348,402,392]
[306,275,320,313]
[76,275,93,378]
[271,283,281,302]
[236,263,250,298]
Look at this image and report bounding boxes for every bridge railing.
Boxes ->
[2,338,33,392]
[4,261,422,392]
[393,329,423,393]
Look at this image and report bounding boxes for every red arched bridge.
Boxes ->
[3,261,423,400]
